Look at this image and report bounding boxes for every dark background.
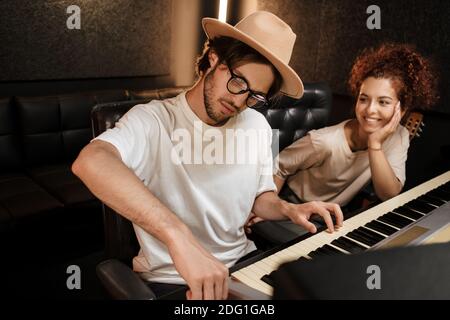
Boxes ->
[1,0,448,113]
[0,0,448,300]
[2,0,447,187]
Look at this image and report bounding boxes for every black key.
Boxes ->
[316,246,339,256]
[308,249,327,259]
[317,247,335,256]
[353,228,383,244]
[378,212,413,228]
[323,244,345,255]
[261,273,275,287]
[441,181,450,188]
[384,212,413,228]
[438,183,450,193]
[347,231,375,246]
[405,199,436,214]
[393,206,424,220]
[296,256,310,263]
[417,194,446,207]
[366,220,397,236]
[358,227,386,242]
[351,229,381,245]
[331,237,366,254]
[427,189,450,201]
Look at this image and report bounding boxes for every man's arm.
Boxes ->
[72,140,228,300]
[251,191,343,233]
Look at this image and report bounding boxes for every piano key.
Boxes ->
[331,237,366,254]
[378,213,412,228]
[386,212,415,222]
[352,228,383,244]
[276,249,302,263]
[404,199,436,214]
[358,227,386,242]
[417,194,446,206]
[322,244,346,255]
[296,256,310,262]
[308,250,327,259]
[284,243,316,258]
[327,243,351,254]
[437,183,450,193]
[427,189,450,201]
[347,230,377,246]
[233,270,272,295]
[261,274,274,287]
[365,220,397,236]
[392,206,425,220]
[231,171,450,296]
[239,264,269,284]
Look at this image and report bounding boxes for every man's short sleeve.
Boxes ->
[256,125,277,196]
[93,104,159,171]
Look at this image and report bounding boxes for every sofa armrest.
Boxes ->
[96,259,156,300]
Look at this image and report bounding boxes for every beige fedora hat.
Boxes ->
[202,11,304,99]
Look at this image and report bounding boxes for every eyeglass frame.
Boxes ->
[224,62,269,108]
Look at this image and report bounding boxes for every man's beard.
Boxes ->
[203,66,232,125]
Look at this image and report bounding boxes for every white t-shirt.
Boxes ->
[94,92,276,284]
[275,120,410,206]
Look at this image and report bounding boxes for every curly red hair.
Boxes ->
[348,43,439,112]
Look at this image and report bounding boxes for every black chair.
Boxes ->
[91,83,332,299]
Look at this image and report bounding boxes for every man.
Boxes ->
[72,11,343,300]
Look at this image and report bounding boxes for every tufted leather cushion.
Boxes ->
[0,173,63,220]
[0,90,131,226]
[26,164,98,206]
[15,90,129,167]
[258,82,332,152]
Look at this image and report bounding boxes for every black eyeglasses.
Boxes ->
[225,63,268,108]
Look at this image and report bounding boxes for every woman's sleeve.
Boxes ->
[274,133,328,180]
[386,127,410,187]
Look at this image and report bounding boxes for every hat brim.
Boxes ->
[202,17,304,99]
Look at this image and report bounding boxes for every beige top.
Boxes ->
[274,120,410,206]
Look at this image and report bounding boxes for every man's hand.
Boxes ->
[284,201,344,233]
[244,212,265,233]
[167,227,229,300]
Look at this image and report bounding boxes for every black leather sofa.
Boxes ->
[0,87,187,261]
[91,82,332,299]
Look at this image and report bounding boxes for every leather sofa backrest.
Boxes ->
[15,90,129,166]
[0,97,22,173]
[259,82,332,152]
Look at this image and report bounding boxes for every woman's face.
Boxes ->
[355,77,400,134]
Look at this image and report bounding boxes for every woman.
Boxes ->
[247,43,438,235]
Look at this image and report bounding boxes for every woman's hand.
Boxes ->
[368,102,402,149]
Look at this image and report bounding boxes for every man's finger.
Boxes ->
[325,202,344,227]
[315,205,334,232]
[188,283,203,300]
[203,280,214,300]
[297,216,317,233]
[222,277,229,300]
[214,277,223,300]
